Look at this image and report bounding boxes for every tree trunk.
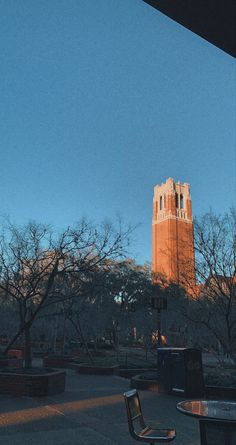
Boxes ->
[24,325,32,368]
[68,316,94,364]
[4,325,25,355]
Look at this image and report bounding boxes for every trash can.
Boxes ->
[157,347,205,397]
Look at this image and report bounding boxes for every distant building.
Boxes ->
[152,178,195,289]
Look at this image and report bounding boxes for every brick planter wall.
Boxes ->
[43,356,75,368]
[75,364,119,375]
[119,368,157,379]
[0,357,23,369]
[206,385,236,401]
[0,370,66,397]
[7,349,24,359]
[129,378,236,399]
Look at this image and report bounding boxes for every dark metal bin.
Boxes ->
[157,347,205,397]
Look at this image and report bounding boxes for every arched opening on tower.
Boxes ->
[160,196,163,210]
[175,193,179,208]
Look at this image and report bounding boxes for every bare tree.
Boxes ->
[62,259,153,360]
[100,259,152,349]
[179,210,236,362]
[0,218,131,367]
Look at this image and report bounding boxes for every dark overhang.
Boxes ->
[143,0,236,58]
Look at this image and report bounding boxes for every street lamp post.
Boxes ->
[151,287,167,368]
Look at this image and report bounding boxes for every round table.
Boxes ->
[177,400,236,445]
[177,400,236,422]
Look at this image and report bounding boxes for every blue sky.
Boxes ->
[0,0,235,263]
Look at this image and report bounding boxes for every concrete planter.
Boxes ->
[130,374,158,391]
[0,368,66,397]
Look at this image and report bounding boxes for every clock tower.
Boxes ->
[152,178,195,289]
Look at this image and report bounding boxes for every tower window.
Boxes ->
[175,193,179,208]
[180,194,184,209]
[160,196,163,210]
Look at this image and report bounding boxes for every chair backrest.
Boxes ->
[199,419,236,445]
[124,389,146,438]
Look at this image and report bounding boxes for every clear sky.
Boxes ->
[0,0,235,264]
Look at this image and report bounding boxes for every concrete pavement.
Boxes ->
[0,368,200,445]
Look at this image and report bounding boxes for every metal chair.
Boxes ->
[123,389,176,444]
[199,419,236,445]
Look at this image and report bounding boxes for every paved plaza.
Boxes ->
[0,365,200,445]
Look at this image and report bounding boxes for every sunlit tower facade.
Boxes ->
[152,178,195,289]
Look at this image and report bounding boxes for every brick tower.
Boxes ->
[152,178,195,288]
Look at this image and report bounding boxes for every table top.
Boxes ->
[177,400,236,422]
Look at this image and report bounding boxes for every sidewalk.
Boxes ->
[0,368,200,445]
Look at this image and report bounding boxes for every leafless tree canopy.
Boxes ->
[0,218,132,366]
[179,210,236,362]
